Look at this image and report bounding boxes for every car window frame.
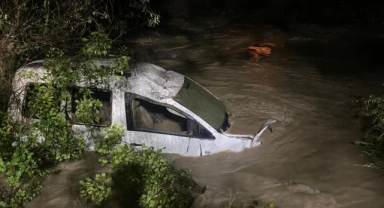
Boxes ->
[125,92,215,140]
[67,86,113,127]
[126,93,189,137]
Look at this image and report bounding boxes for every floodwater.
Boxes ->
[27,16,384,208]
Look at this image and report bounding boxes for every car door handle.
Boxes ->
[130,143,142,147]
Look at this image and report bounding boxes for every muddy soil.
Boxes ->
[27,16,384,208]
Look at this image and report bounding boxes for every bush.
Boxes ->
[357,94,384,169]
[80,125,203,207]
[0,29,128,207]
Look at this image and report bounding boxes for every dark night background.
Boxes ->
[149,0,384,25]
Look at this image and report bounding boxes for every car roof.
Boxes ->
[12,60,185,102]
[128,63,185,101]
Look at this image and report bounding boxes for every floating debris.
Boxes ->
[248,45,272,60]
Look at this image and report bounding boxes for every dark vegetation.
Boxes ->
[357,96,384,171]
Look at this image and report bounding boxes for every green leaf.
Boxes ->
[11,157,20,165]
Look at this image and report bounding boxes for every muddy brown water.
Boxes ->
[27,17,384,208]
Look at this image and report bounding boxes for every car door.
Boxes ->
[124,93,192,155]
[183,117,216,156]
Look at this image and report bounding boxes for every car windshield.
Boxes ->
[173,77,229,131]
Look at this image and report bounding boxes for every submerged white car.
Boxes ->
[9,60,276,156]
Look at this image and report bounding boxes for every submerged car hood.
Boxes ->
[222,121,257,139]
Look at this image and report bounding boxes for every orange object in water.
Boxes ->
[248,45,272,60]
[248,46,272,56]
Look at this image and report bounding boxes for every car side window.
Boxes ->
[23,83,61,119]
[69,87,112,126]
[125,94,215,139]
[131,98,188,136]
